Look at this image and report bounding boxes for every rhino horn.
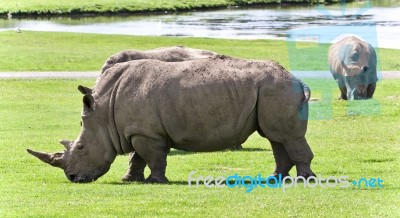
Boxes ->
[27,149,65,169]
[59,140,73,150]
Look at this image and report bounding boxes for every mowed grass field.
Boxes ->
[0,31,399,216]
[0,79,399,217]
[0,31,398,72]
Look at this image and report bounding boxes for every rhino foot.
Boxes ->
[296,170,316,179]
[339,94,348,100]
[274,172,290,179]
[228,144,243,151]
[121,173,145,182]
[145,174,169,183]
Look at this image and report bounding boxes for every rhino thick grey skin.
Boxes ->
[328,35,378,100]
[27,55,315,183]
[100,46,241,181]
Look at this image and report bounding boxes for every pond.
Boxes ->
[1,1,399,49]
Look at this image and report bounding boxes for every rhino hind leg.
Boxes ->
[270,141,294,178]
[257,89,315,178]
[122,152,147,182]
[131,136,169,183]
[282,137,315,178]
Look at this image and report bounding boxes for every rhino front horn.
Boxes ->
[27,149,65,169]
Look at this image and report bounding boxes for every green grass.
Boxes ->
[0,0,344,16]
[0,28,399,216]
[0,30,291,72]
[0,78,399,217]
[0,31,399,72]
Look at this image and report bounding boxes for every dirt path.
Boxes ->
[0,71,399,79]
[0,71,100,79]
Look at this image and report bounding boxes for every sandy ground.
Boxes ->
[0,71,399,79]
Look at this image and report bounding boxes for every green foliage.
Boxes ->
[0,0,350,16]
[0,78,399,217]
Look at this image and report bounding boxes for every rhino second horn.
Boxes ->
[27,149,65,169]
[59,140,73,150]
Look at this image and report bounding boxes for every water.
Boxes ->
[1,1,399,49]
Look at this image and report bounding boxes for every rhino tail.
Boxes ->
[296,79,310,120]
[299,79,311,110]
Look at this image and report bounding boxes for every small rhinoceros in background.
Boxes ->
[101,46,216,74]
[328,35,378,100]
[27,55,315,183]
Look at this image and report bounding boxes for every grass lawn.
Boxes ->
[0,0,343,16]
[0,78,399,217]
[0,31,399,72]
[0,30,399,216]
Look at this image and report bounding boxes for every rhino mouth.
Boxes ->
[66,166,109,183]
[67,174,96,183]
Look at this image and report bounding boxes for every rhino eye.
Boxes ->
[76,144,85,150]
[351,52,360,62]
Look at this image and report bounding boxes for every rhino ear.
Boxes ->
[59,140,74,150]
[83,94,95,112]
[78,85,93,95]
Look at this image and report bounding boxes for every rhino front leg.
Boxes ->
[339,86,348,100]
[228,144,243,151]
[367,83,376,99]
[122,151,147,182]
[131,136,169,183]
[270,141,294,178]
[283,137,315,178]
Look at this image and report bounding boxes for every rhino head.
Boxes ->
[337,42,377,100]
[27,86,117,183]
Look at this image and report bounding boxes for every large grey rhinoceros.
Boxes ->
[27,55,315,183]
[71,46,242,182]
[328,35,378,100]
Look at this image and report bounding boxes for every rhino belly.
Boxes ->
[170,112,257,152]
[162,84,258,152]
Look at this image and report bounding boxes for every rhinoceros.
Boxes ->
[27,55,315,183]
[101,46,216,74]
[95,46,241,181]
[328,35,378,100]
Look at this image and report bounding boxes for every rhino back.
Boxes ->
[158,59,263,151]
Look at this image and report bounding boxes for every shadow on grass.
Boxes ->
[239,147,270,152]
[168,147,269,156]
[360,157,396,163]
[104,180,190,186]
